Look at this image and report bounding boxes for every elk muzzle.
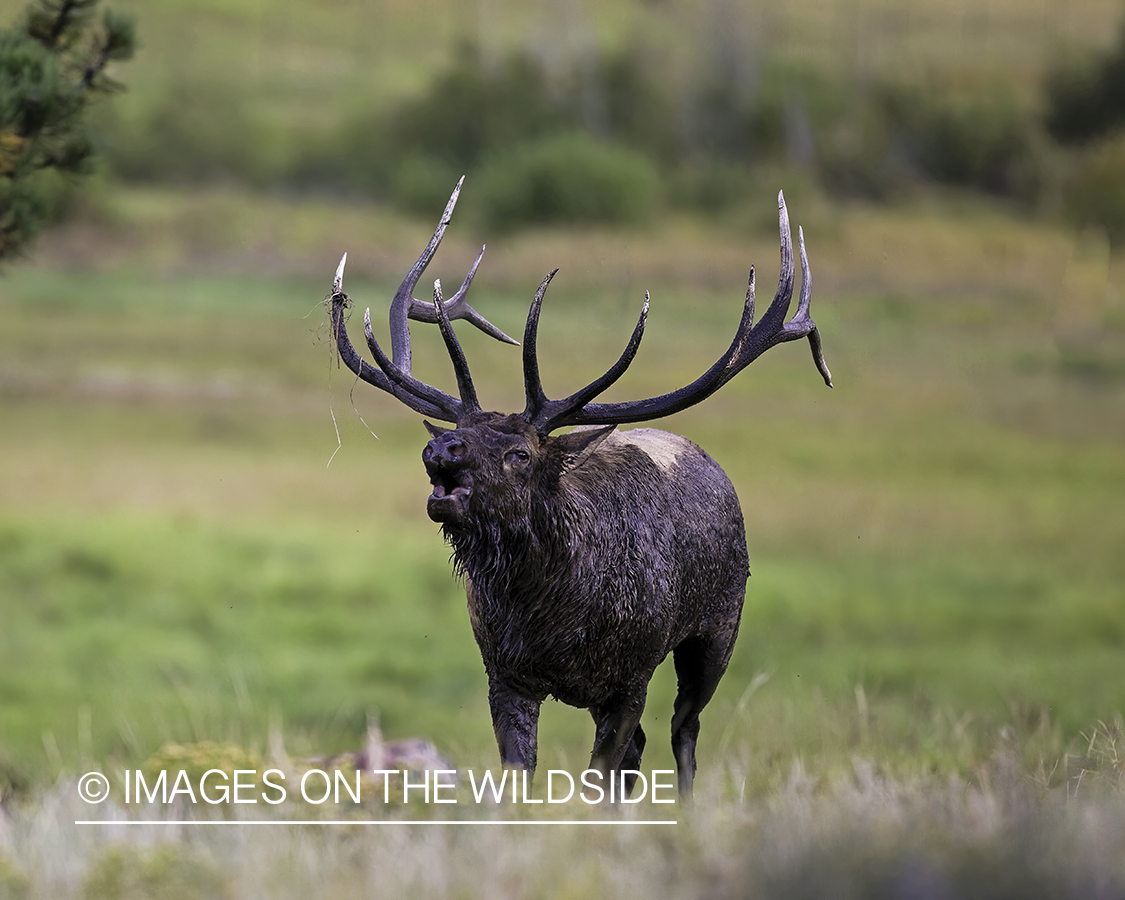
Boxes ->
[423,432,474,524]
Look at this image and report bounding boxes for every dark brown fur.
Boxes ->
[423,415,747,795]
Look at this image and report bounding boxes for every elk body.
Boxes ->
[328,180,831,797]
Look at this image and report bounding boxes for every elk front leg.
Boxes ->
[488,679,542,778]
[588,687,648,798]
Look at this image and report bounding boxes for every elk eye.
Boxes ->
[505,448,530,465]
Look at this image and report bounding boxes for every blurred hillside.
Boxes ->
[7,0,1125,237]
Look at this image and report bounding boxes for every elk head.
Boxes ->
[327,177,832,527]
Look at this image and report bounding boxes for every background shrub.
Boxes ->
[101,79,281,187]
[881,79,1043,201]
[1064,135,1125,243]
[387,43,563,172]
[476,132,659,230]
[388,155,463,215]
[816,101,905,201]
[1045,21,1125,144]
[588,44,680,164]
[666,159,758,212]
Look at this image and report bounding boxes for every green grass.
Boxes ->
[0,173,1122,894]
[2,186,1123,796]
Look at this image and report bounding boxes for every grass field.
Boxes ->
[2,183,1124,783]
[1,0,1125,894]
[0,193,1122,895]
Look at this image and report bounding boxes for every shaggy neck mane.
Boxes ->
[442,459,586,605]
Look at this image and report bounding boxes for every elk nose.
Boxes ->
[423,435,469,468]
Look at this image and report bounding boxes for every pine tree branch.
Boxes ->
[46,0,79,48]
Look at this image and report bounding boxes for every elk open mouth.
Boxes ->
[426,469,472,523]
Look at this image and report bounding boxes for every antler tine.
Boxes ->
[388,177,464,373]
[745,190,796,340]
[327,260,454,420]
[390,178,518,374]
[334,252,348,294]
[521,269,558,422]
[794,227,833,387]
[796,227,812,318]
[532,189,830,432]
[327,179,520,424]
[530,290,650,434]
[406,245,520,347]
[363,306,463,420]
[431,280,481,414]
[745,265,756,328]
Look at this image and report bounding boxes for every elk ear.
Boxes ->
[554,424,616,472]
[423,420,451,439]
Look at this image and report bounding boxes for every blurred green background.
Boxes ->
[1,0,1123,796]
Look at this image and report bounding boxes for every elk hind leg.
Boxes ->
[670,629,736,797]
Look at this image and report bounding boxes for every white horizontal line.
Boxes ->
[76,819,678,827]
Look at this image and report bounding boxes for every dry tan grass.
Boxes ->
[2,738,1122,900]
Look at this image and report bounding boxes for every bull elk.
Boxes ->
[327,179,831,798]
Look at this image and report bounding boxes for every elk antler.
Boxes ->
[521,270,650,427]
[520,190,832,435]
[331,184,830,428]
[329,177,515,421]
